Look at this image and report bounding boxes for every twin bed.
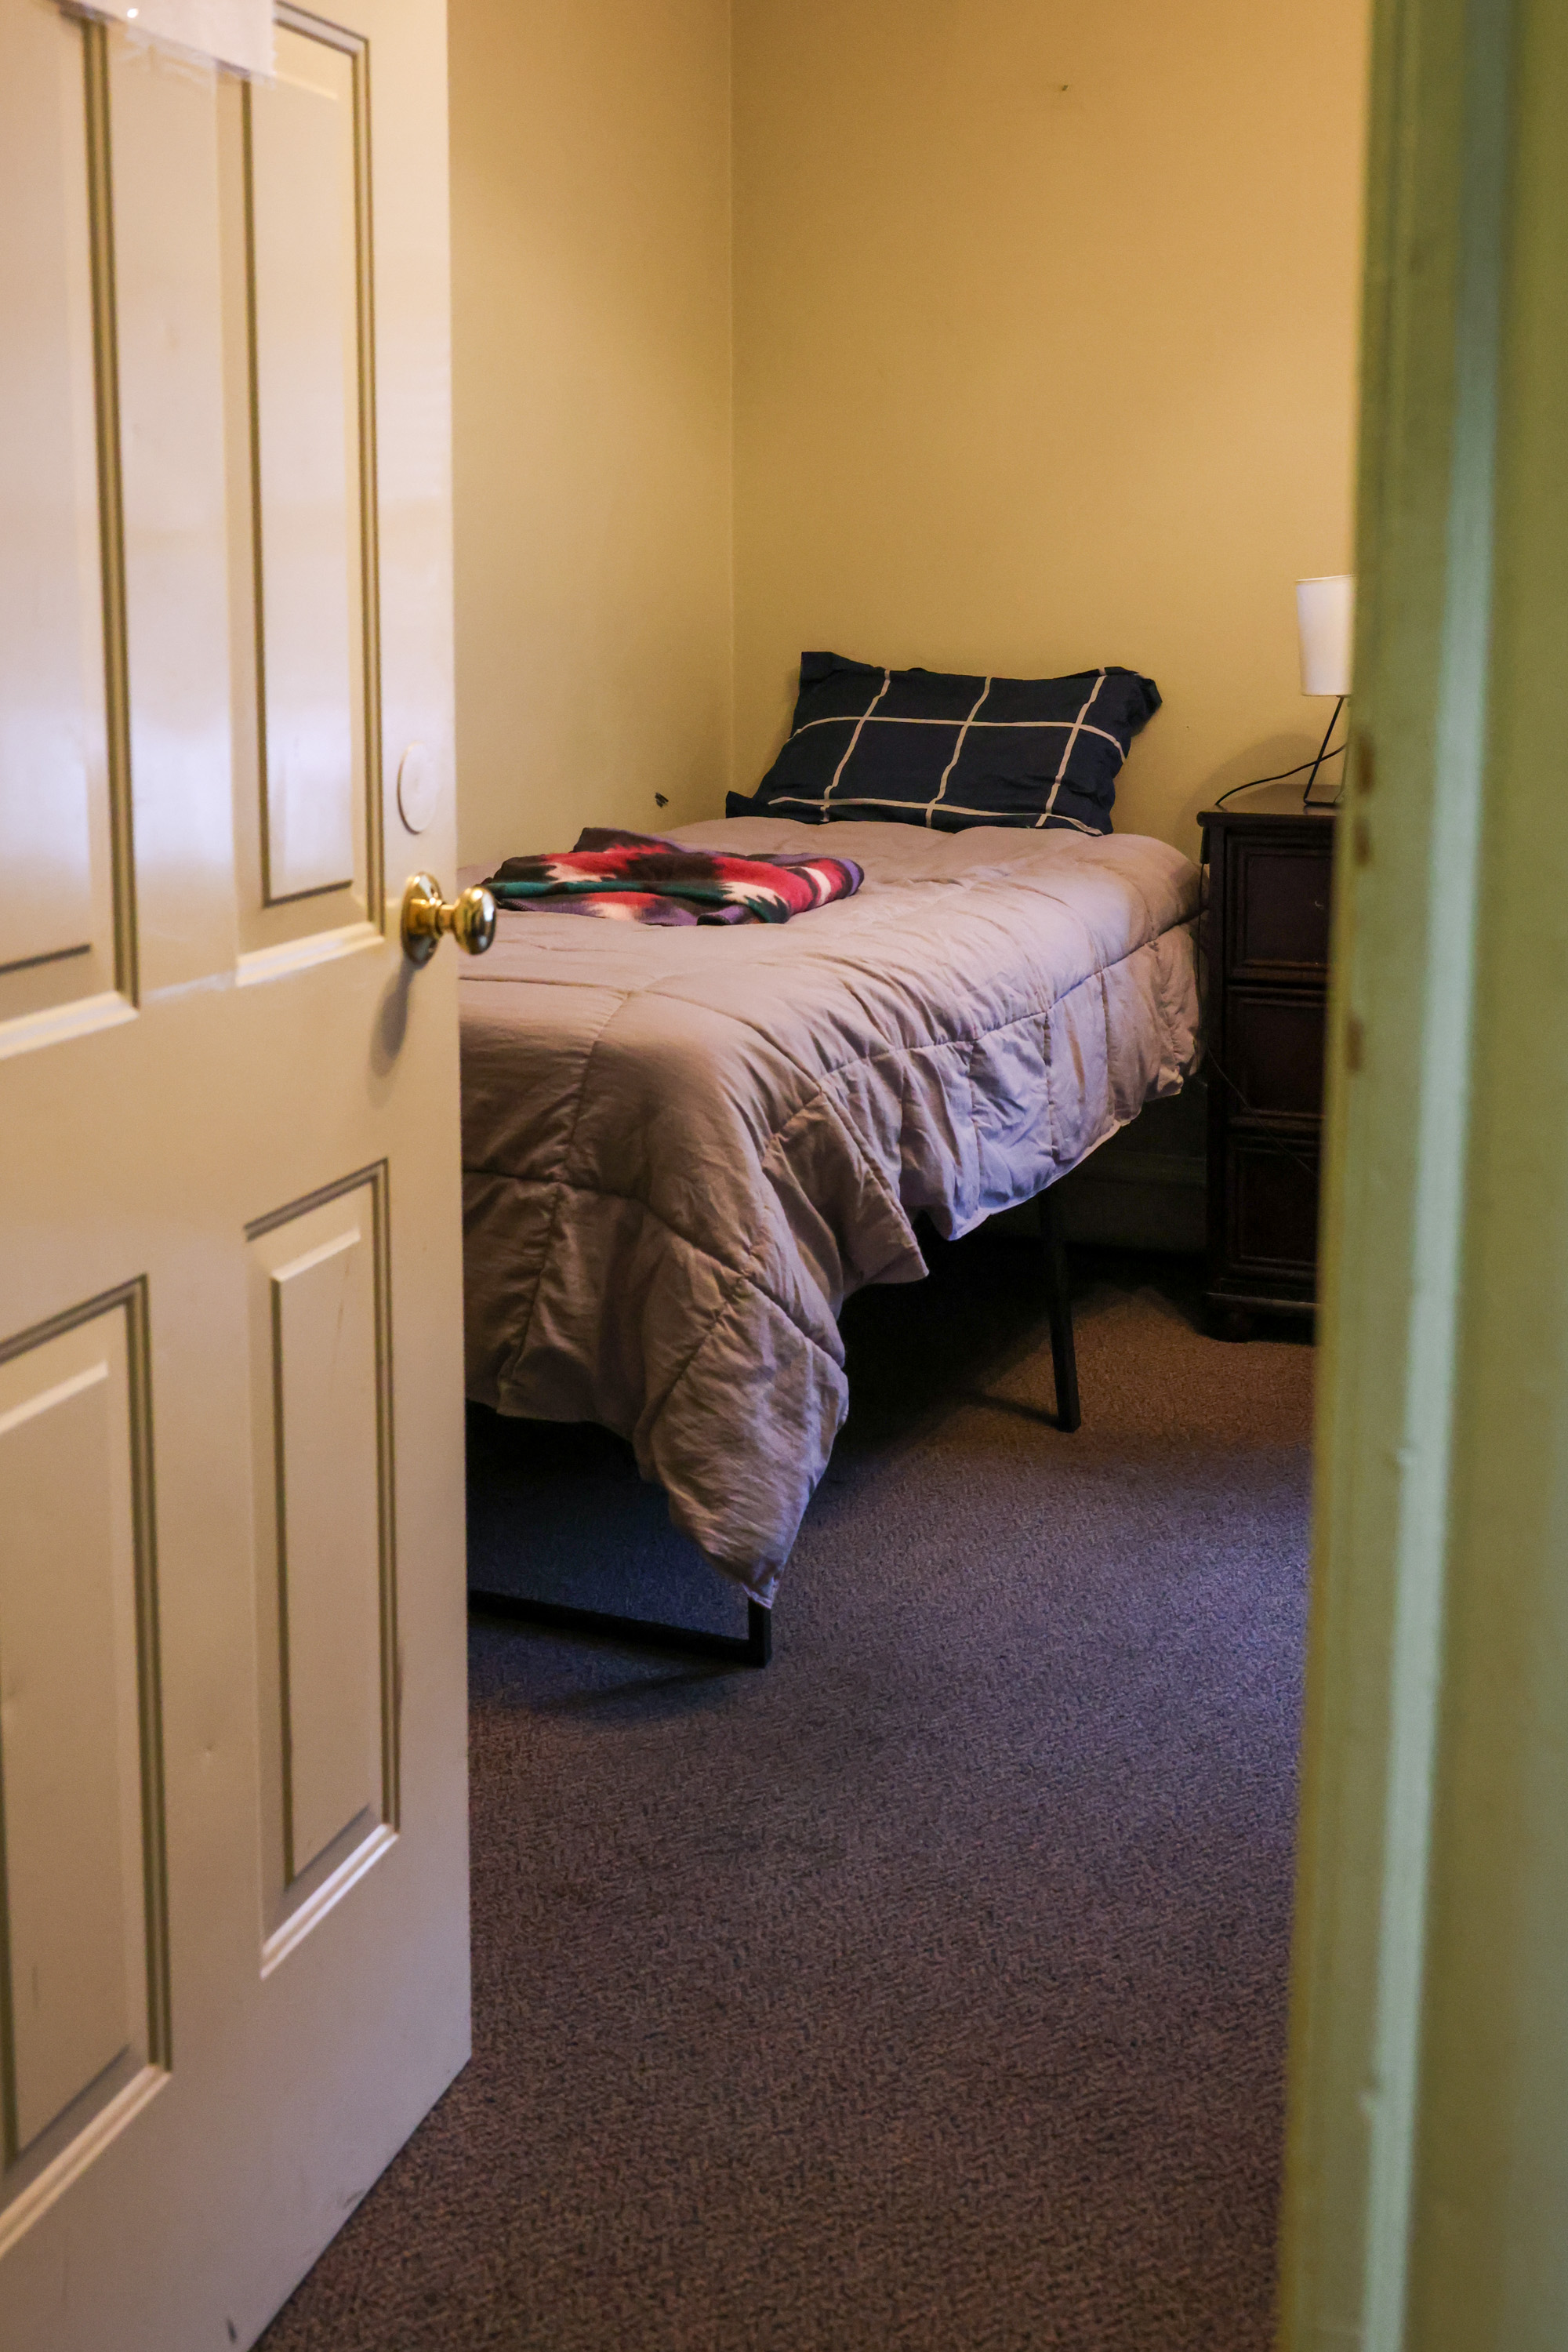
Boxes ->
[460,804,1202,1657]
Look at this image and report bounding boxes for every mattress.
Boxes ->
[460,816,1200,1602]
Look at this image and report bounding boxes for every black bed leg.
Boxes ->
[747,1600,773,1668]
[1039,1189,1082,1433]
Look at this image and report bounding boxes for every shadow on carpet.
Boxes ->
[260,1233,1313,2352]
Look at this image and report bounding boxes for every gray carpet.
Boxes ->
[260,1230,1312,2351]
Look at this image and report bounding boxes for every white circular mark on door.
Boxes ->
[397,742,442,834]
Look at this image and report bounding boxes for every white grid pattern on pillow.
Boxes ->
[821,667,892,811]
[1039,668,1109,826]
[771,667,1115,835]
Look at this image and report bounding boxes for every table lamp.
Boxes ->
[1295,573,1354,804]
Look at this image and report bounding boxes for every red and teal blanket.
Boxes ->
[485,829,864,927]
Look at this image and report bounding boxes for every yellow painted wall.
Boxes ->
[731,0,1370,851]
[448,0,732,871]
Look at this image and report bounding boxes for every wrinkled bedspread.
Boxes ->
[461,817,1200,1602]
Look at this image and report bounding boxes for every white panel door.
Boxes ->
[0,1,472,2345]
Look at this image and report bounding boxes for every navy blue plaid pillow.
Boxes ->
[728,653,1160,836]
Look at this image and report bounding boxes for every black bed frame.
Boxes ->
[466,1189,1080,1670]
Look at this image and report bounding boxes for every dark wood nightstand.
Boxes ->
[1200,781,1337,1338]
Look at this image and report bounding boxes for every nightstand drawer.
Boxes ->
[1223,991,1327,1119]
[1225,1135,1320,1276]
[1228,840,1334,979]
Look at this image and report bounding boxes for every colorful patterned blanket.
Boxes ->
[485,828,863,926]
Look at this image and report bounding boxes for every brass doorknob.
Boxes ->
[400,873,497,965]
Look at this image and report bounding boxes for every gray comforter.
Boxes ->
[461,817,1200,1601]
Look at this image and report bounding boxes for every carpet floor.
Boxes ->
[259,1229,1314,2352]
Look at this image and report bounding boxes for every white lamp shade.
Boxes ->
[1296,574,1354,697]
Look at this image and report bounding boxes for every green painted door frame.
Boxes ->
[1279,0,1568,2341]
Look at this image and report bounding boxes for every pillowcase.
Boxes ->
[727,652,1160,836]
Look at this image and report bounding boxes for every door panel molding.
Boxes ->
[0,14,137,1046]
[82,21,138,1008]
[245,1165,399,1958]
[0,1279,169,2236]
[282,2,386,946]
[226,10,383,954]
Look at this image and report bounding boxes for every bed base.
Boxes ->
[466,1188,1078,1668]
[467,1585,773,1668]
